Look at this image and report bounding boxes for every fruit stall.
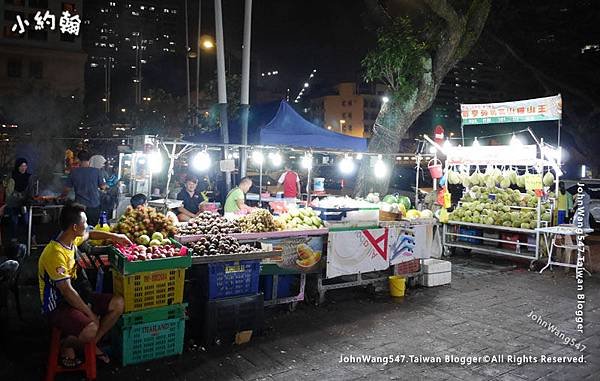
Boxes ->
[430,95,565,266]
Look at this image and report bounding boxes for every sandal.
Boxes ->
[60,356,82,369]
[96,351,110,364]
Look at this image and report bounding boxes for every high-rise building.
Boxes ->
[0,0,86,97]
[309,82,387,138]
[83,0,184,110]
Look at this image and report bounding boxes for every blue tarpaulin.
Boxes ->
[260,101,367,151]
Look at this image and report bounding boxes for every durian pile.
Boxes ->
[447,166,555,189]
[448,185,552,230]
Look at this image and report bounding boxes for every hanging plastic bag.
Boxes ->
[439,208,449,223]
[439,173,447,187]
[437,186,446,206]
[444,189,451,209]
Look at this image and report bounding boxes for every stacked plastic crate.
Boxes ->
[193,259,264,346]
[109,247,191,365]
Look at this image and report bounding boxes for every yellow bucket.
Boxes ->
[389,275,406,297]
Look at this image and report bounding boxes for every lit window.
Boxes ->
[140,5,145,10]
[149,6,155,11]
[171,9,177,14]
[132,11,139,16]
[164,8,169,13]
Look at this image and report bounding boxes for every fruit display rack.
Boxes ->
[190,249,281,265]
[176,228,329,243]
[442,220,543,267]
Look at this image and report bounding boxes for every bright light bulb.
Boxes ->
[356,153,363,160]
[338,156,355,174]
[510,134,522,147]
[271,152,282,167]
[443,139,452,150]
[252,150,264,165]
[374,158,387,178]
[148,151,163,173]
[382,96,389,103]
[301,154,312,169]
[472,137,480,147]
[304,82,309,88]
[192,151,211,171]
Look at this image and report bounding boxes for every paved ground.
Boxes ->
[1,253,598,381]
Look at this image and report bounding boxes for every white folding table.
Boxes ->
[536,225,593,274]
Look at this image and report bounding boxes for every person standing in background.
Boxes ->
[65,151,106,226]
[4,158,34,241]
[557,181,573,225]
[278,164,301,199]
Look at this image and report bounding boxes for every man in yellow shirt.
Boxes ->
[38,201,131,367]
[557,181,573,225]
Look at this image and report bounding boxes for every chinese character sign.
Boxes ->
[460,95,562,125]
[11,9,80,36]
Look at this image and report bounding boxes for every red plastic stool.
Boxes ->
[45,326,96,381]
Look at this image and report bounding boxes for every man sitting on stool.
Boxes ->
[38,201,131,367]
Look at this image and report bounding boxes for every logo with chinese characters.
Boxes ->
[11,10,81,36]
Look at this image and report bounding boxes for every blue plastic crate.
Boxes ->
[206,260,260,300]
[458,227,483,244]
[260,274,299,301]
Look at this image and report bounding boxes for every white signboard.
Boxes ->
[461,95,562,125]
[445,145,538,166]
[326,228,390,278]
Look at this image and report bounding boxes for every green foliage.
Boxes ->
[362,18,428,103]
[204,73,242,119]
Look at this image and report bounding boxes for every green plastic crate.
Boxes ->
[120,303,187,327]
[114,317,185,366]
[109,245,191,275]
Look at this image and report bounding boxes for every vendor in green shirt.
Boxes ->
[224,177,253,213]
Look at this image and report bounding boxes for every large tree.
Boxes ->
[355,0,491,196]
[482,0,600,176]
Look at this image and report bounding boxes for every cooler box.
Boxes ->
[420,259,451,287]
[458,227,483,244]
[483,231,500,247]
[500,233,521,251]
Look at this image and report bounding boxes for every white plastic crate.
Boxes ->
[420,259,451,287]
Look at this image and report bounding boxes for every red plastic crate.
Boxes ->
[395,259,420,274]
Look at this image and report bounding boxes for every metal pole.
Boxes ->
[240,0,252,178]
[195,0,202,124]
[107,57,111,114]
[259,160,263,206]
[215,0,230,191]
[184,0,191,110]
[415,154,420,208]
[460,122,465,146]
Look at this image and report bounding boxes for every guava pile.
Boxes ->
[274,207,324,230]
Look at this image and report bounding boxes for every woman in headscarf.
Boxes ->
[4,158,34,241]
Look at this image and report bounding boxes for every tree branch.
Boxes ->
[423,0,461,29]
[491,34,600,112]
[453,0,491,62]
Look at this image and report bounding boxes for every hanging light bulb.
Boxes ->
[301,154,313,169]
[338,155,355,174]
[192,150,211,171]
[510,133,522,147]
[148,151,163,173]
[472,137,480,147]
[270,152,282,167]
[374,155,387,178]
[252,150,264,165]
[356,153,363,160]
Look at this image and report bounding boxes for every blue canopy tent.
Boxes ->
[185,101,280,145]
[260,101,367,151]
